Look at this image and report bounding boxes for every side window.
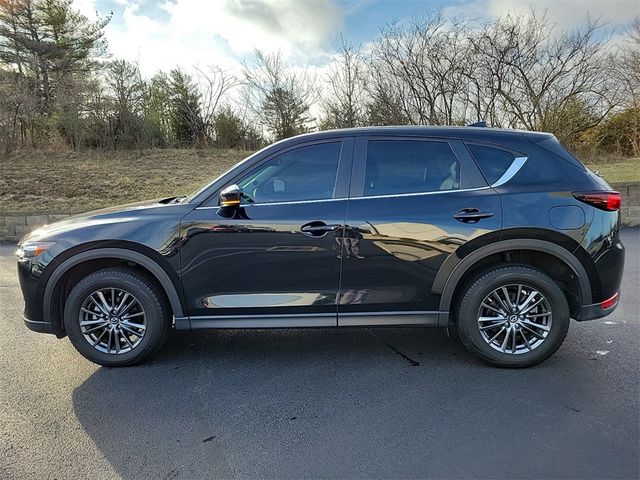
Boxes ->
[466,144,516,185]
[236,142,342,203]
[364,140,460,196]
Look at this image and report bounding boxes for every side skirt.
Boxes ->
[176,311,446,330]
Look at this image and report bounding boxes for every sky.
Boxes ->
[74,0,639,77]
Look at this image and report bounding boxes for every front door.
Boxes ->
[338,137,502,326]
[179,139,353,327]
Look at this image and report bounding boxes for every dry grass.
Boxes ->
[0,148,250,213]
[0,149,637,213]
[585,159,640,184]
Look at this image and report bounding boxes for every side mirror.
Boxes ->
[219,184,242,207]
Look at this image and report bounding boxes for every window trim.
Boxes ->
[201,137,354,207]
[463,140,528,187]
[349,136,477,199]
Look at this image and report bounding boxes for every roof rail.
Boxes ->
[468,121,487,127]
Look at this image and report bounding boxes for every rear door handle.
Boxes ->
[300,221,342,237]
[454,208,494,223]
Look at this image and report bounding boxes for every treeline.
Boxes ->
[0,0,638,156]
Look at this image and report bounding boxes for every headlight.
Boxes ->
[16,241,56,259]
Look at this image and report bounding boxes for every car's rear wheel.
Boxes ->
[64,268,171,367]
[456,265,570,368]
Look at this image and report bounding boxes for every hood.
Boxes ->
[22,197,185,243]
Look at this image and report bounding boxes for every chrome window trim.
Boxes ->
[194,186,492,209]
[491,156,527,187]
[351,186,490,201]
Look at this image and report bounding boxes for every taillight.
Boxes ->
[600,292,619,310]
[572,191,621,211]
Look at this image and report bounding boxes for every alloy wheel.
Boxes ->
[477,284,552,355]
[79,287,147,354]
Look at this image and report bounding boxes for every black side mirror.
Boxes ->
[220,184,242,207]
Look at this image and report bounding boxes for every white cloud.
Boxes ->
[444,0,638,29]
[80,0,344,76]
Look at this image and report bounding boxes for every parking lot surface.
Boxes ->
[1,228,638,479]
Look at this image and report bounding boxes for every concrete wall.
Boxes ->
[612,181,640,228]
[1,181,639,243]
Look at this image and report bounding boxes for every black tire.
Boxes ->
[64,268,171,367]
[456,264,570,368]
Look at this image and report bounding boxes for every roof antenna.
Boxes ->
[468,121,487,127]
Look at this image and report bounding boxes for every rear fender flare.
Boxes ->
[435,239,592,314]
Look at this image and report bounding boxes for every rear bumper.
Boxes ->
[24,316,54,334]
[577,292,620,321]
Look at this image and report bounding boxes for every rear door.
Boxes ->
[337,136,502,326]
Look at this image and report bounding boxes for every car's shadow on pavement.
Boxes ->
[71,327,469,479]
[70,326,633,480]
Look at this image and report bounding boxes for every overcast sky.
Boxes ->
[74,0,639,76]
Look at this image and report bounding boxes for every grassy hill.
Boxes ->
[0,148,637,213]
[0,149,250,213]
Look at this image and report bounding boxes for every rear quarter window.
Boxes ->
[466,144,516,185]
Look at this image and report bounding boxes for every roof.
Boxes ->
[280,125,554,145]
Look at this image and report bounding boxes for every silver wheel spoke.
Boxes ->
[480,321,506,330]
[488,326,506,343]
[522,319,550,332]
[118,298,138,317]
[122,333,134,349]
[520,330,532,350]
[114,331,121,353]
[122,320,145,331]
[500,327,511,352]
[80,318,107,326]
[491,291,511,314]
[521,298,545,315]
[83,323,109,334]
[106,328,113,353]
[518,291,538,312]
[478,316,506,322]
[481,302,506,316]
[96,291,113,314]
[520,323,545,339]
[114,292,130,314]
[527,312,552,319]
[93,329,107,346]
[501,287,515,311]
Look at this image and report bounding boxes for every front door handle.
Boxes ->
[300,221,342,237]
[454,208,494,223]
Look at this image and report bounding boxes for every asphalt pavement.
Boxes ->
[1,228,638,480]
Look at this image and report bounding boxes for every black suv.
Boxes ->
[17,126,624,367]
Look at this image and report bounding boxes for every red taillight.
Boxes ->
[600,292,619,310]
[572,191,621,211]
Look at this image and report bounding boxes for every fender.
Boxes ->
[434,239,592,323]
[43,247,185,328]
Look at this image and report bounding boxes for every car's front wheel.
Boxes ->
[64,268,171,367]
[456,265,570,368]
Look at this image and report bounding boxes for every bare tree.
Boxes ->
[476,10,615,139]
[194,65,241,141]
[617,17,640,109]
[243,50,318,140]
[321,36,367,128]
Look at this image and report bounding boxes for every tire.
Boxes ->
[456,264,570,368]
[64,268,171,367]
